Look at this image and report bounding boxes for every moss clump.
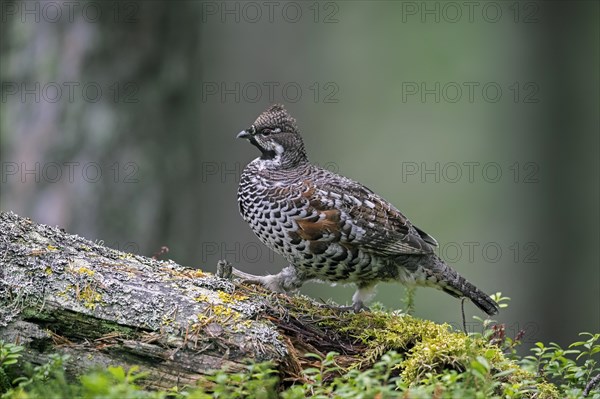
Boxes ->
[345,311,449,351]
[289,306,559,397]
[534,382,561,399]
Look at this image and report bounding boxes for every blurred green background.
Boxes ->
[1,1,598,352]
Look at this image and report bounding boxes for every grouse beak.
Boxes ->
[237,130,251,139]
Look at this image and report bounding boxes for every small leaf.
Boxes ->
[107,366,126,381]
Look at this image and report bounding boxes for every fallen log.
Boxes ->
[0,211,362,390]
[0,211,562,398]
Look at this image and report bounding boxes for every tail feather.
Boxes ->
[441,283,499,316]
[428,255,500,316]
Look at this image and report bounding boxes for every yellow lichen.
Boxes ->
[189,314,213,334]
[167,268,207,280]
[233,319,253,332]
[188,269,206,278]
[78,284,103,310]
[218,290,249,303]
[210,304,240,320]
[196,314,209,323]
[161,315,175,326]
[192,304,244,329]
[56,287,70,298]
[74,266,95,277]
[194,294,210,302]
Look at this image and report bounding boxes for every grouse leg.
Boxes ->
[232,264,304,293]
[319,283,374,313]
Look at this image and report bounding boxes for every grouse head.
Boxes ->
[237,104,308,168]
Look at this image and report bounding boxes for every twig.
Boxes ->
[405,286,416,316]
[583,373,600,397]
[461,298,467,334]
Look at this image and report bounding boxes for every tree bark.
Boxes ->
[0,211,362,390]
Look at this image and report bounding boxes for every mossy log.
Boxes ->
[1,211,293,390]
[0,211,559,396]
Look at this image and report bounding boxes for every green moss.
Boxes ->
[326,310,456,367]
[535,382,561,399]
[20,307,56,322]
[206,286,567,398]
[4,294,583,399]
[403,332,499,383]
[347,311,446,347]
[302,309,558,397]
[21,307,136,340]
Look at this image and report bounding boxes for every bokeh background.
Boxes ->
[1,1,598,353]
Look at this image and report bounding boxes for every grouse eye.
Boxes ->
[262,127,281,136]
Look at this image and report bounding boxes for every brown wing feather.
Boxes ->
[285,172,436,256]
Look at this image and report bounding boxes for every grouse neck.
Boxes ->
[280,150,309,169]
[256,150,308,171]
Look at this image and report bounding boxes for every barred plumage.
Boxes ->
[236,104,499,315]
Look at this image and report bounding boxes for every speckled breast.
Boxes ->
[237,162,397,284]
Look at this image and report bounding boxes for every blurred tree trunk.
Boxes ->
[0,1,205,260]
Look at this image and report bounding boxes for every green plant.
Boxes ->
[184,361,279,399]
[0,341,24,394]
[0,342,23,369]
[520,333,600,398]
[0,294,598,399]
